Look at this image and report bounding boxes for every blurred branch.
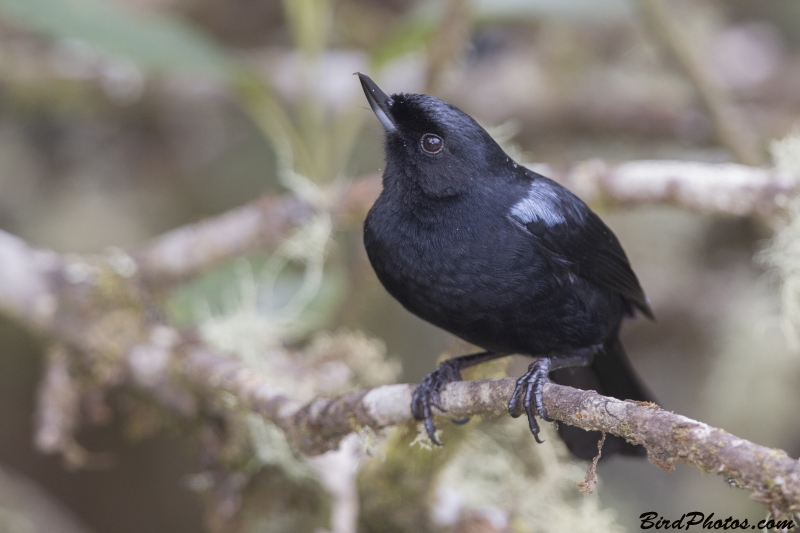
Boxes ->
[636,0,767,166]
[131,175,382,287]
[0,230,60,330]
[425,0,471,94]
[34,345,80,458]
[132,160,795,288]
[553,159,797,217]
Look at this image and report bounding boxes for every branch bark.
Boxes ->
[185,347,800,517]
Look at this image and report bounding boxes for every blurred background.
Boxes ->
[0,0,799,532]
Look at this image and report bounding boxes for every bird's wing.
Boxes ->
[508,175,653,319]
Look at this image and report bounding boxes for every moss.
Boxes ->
[433,419,625,532]
[233,466,331,533]
[358,422,473,533]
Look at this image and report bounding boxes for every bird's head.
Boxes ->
[357,72,512,198]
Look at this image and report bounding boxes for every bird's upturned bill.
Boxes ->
[356,72,655,459]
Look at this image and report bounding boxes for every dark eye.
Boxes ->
[420,134,443,154]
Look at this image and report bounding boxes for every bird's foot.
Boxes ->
[411,359,465,445]
[507,358,553,444]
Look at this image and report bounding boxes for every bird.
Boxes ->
[356,72,655,459]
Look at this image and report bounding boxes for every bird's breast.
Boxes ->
[363,195,623,354]
[365,200,548,336]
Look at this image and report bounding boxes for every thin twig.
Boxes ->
[636,0,766,166]
[576,433,604,494]
[425,0,471,95]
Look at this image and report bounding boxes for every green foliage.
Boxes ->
[0,0,236,77]
[372,14,437,69]
[281,0,332,59]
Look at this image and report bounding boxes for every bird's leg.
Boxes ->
[507,345,600,443]
[412,351,507,445]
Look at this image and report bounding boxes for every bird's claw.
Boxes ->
[507,358,552,443]
[411,359,463,445]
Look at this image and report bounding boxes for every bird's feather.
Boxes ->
[510,174,654,319]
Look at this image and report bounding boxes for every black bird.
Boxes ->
[356,72,655,459]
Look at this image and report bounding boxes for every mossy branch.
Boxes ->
[186,347,800,517]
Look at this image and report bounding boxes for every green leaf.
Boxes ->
[371,12,436,69]
[0,0,237,78]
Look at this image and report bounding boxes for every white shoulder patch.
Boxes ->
[509,182,566,226]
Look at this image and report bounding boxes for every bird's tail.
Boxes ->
[549,336,654,460]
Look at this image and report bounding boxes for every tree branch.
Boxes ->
[636,0,766,166]
[129,161,796,289]
[558,159,796,217]
[130,176,382,287]
[184,347,800,517]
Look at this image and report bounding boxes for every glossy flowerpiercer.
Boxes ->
[357,73,655,458]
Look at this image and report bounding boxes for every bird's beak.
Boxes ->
[355,72,397,133]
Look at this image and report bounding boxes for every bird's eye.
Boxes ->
[420,134,443,154]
